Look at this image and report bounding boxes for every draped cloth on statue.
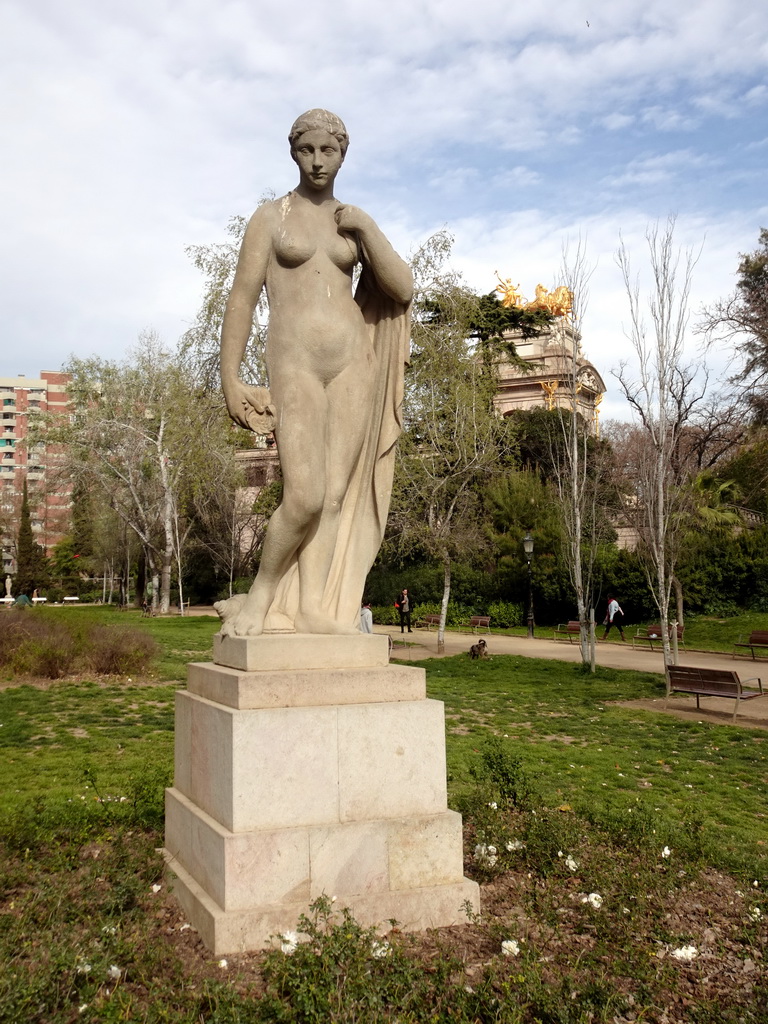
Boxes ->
[263,261,411,632]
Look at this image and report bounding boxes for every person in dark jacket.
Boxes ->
[395,588,413,633]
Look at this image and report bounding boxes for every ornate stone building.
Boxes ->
[232,322,608,520]
[493,322,606,436]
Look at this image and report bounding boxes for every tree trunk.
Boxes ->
[438,552,451,655]
[672,575,684,629]
[160,556,172,615]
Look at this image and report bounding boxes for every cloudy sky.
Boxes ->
[3,0,767,419]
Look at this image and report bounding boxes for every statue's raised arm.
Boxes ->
[215,110,412,637]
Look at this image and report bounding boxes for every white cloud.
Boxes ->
[1,0,767,403]
[602,113,635,131]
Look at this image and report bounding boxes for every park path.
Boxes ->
[376,624,768,730]
[186,608,768,729]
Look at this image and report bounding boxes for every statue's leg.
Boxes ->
[292,351,376,634]
[224,371,328,636]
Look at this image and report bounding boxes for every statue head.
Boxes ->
[289,109,349,157]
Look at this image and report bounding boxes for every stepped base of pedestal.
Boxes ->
[165,635,479,953]
[166,851,479,955]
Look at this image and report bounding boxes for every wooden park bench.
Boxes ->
[633,623,685,652]
[465,615,491,634]
[733,630,768,661]
[420,614,441,630]
[665,665,764,723]
[554,621,581,643]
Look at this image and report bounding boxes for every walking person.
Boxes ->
[602,594,626,641]
[395,588,413,633]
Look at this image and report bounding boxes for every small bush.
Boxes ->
[0,613,82,679]
[469,737,536,810]
[0,610,158,679]
[86,625,159,676]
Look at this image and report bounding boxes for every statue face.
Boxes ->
[292,129,344,190]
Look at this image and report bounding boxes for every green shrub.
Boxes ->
[486,600,524,627]
[469,737,535,810]
[371,603,399,626]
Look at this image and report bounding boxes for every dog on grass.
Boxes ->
[468,638,488,660]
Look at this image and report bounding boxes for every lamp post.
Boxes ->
[523,531,534,638]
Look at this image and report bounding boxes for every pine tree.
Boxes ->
[14,480,48,594]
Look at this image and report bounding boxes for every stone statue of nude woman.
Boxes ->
[215,110,413,637]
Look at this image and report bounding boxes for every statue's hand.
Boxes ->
[334,204,373,235]
[224,380,276,434]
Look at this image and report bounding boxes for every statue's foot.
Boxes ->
[214,594,264,637]
[295,610,359,635]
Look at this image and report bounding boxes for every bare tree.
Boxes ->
[614,217,705,662]
[549,237,614,668]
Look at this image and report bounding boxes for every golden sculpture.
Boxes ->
[494,274,523,308]
[593,392,603,439]
[495,276,573,319]
[540,379,560,410]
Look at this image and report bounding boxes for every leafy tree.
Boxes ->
[70,477,94,564]
[387,232,513,651]
[50,335,234,614]
[716,428,768,515]
[181,210,271,392]
[14,480,48,594]
[700,227,768,421]
[485,470,572,617]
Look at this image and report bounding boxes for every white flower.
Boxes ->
[487,802,498,810]
[76,961,92,975]
[557,850,563,858]
[501,939,520,957]
[671,945,698,961]
[151,884,162,893]
[219,958,228,968]
[581,893,603,909]
[661,847,672,859]
[78,1005,88,1014]
[506,839,524,852]
[565,855,578,872]
[748,907,762,922]
[280,930,299,954]
[371,940,391,959]
[107,965,121,980]
[474,843,498,867]
[753,880,760,888]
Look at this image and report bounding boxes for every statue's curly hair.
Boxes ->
[289,109,349,156]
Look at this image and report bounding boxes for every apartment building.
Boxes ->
[1,371,71,575]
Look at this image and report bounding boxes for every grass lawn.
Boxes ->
[1,609,766,1022]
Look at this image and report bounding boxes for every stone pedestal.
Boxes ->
[164,633,479,954]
